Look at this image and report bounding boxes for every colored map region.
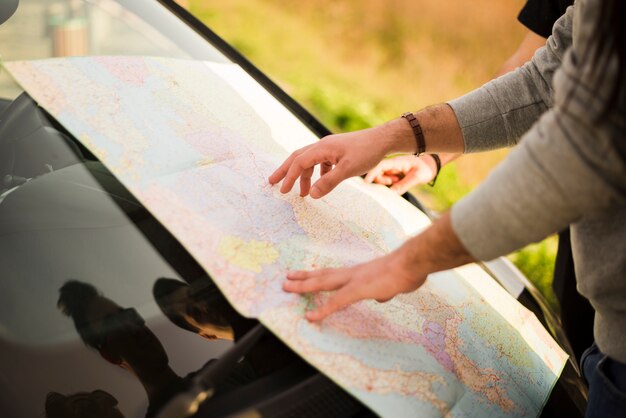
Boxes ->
[4,57,567,417]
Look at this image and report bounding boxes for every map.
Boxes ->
[4,57,567,417]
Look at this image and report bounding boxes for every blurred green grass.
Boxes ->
[187,0,558,308]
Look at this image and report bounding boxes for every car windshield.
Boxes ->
[0,2,309,417]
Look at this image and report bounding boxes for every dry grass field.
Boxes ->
[185,0,558,307]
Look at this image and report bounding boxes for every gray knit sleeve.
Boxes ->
[447,5,573,153]
[449,0,626,261]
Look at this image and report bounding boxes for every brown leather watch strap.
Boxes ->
[401,112,426,155]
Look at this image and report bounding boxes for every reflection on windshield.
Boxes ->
[45,390,126,418]
[54,278,300,417]
[58,280,185,417]
[0,0,222,60]
[154,277,300,378]
[154,278,245,341]
[0,0,228,99]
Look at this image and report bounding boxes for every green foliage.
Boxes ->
[508,237,559,311]
[229,38,256,58]
[417,163,472,212]
[307,87,385,132]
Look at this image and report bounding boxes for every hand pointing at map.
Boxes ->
[283,250,427,322]
[268,119,421,198]
[283,212,474,321]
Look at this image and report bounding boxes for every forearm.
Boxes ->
[382,104,465,155]
[494,30,547,78]
[396,212,474,276]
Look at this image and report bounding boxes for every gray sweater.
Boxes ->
[448,0,626,363]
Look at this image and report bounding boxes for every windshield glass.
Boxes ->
[0,2,306,417]
[0,0,228,99]
[0,93,300,416]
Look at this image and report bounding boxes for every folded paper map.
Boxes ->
[4,57,567,417]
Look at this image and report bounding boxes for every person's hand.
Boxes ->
[281,212,474,322]
[283,249,427,321]
[268,125,400,199]
[364,155,438,194]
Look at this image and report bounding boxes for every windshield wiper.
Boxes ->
[157,324,267,418]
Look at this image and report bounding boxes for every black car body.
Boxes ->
[0,1,586,417]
